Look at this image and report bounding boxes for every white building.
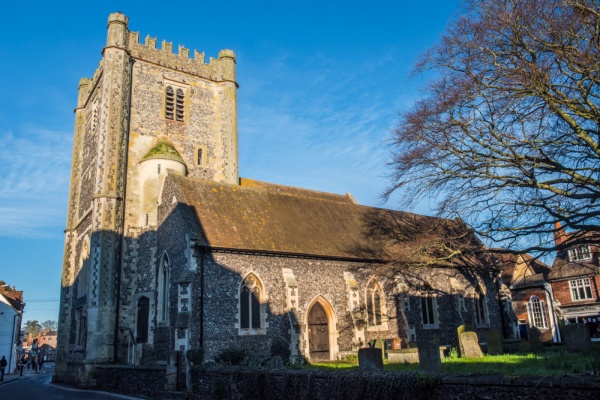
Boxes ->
[0,282,24,374]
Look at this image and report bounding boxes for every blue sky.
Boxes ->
[0,0,461,324]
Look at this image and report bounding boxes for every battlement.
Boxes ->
[110,12,236,82]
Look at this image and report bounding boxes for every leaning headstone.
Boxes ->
[528,327,543,351]
[418,342,442,373]
[460,331,483,358]
[563,323,592,353]
[457,324,473,356]
[358,347,384,370]
[269,355,284,369]
[486,330,504,355]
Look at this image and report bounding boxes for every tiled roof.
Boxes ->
[511,273,547,290]
[548,259,598,280]
[164,175,485,264]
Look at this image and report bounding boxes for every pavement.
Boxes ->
[0,362,53,385]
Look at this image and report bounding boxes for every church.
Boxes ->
[55,13,505,387]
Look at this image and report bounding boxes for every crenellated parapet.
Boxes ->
[128,31,236,84]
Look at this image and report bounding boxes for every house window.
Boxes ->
[165,85,185,122]
[366,280,384,327]
[474,287,489,326]
[420,286,438,328]
[239,274,266,333]
[569,278,593,301]
[527,296,548,329]
[568,245,592,262]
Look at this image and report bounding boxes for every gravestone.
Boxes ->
[459,331,483,358]
[486,330,504,355]
[457,324,473,356]
[269,356,284,369]
[563,323,591,352]
[418,342,441,373]
[528,326,543,351]
[358,348,383,370]
[374,339,386,360]
[518,341,531,352]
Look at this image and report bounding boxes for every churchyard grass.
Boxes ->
[306,346,600,376]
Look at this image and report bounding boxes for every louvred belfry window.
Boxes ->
[165,86,175,120]
[176,88,185,121]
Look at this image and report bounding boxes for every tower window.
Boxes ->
[176,89,185,122]
[165,86,174,120]
[165,85,186,122]
[197,148,203,166]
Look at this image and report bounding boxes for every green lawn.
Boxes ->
[306,347,600,376]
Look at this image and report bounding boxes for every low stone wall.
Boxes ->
[95,364,167,398]
[191,367,600,400]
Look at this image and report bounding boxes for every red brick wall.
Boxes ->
[551,276,600,307]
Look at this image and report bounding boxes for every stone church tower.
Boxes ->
[55,12,237,385]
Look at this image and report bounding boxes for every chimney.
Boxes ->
[554,221,566,246]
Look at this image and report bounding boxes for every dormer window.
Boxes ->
[568,245,591,262]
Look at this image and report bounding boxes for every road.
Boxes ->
[0,363,142,400]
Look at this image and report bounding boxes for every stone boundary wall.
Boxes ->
[191,368,600,400]
[95,365,166,398]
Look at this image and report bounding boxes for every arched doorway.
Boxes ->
[308,302,329,360]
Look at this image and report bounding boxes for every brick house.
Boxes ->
[497,253,560,342]
[548,224,600,341]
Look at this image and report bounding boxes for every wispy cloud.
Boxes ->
[238,48,406,207]
[0,127,72,238]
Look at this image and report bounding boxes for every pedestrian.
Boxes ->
[31,357,37,373]
[0,355,7,382]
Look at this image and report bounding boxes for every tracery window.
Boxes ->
[239,274,265,333]
[420,285,438,328]
[366,280,383,327]
[527,296,548,329]
[474,286,489,326]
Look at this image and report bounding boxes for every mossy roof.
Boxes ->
[164,176,483,262]
[141,141,186,164]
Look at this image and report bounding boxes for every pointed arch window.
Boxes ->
[239,274,267,334]
[420,285,439,329]
[474,286,489,326]
[527,296,548,329]
[158,255,169,323]
[366,280,383,327]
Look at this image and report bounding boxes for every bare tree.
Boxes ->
[387,0,600,254]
